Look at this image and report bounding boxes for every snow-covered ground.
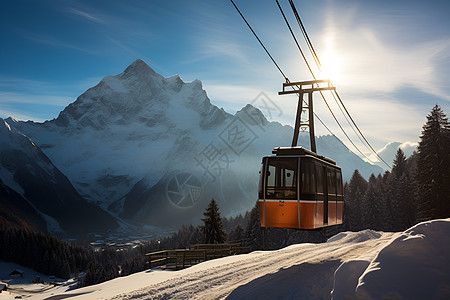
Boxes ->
[3,218,449,299]
[0,261,74,300]
[333,218,450,299]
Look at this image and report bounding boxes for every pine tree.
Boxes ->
[187,225,202,247]
[361,175,379,230]
[244,203,264,250]
[415,105,450,220]
[389,148,415,230]
[344,169,367,230]
[228,224,244,242]
[392,148,407,179]
[200,199,227,244]
[393,173,415,230]
[374,174,389,229]
[379,171,395,230]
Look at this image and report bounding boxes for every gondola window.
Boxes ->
[266,158,297,199]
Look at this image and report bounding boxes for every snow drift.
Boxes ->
[332,218,450,299]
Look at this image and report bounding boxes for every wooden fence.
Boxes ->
[146,242,251,270]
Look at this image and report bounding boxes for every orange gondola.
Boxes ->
[258,147,343,229]
[258,80,344,229]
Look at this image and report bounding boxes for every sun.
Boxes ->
[319,50,343,83]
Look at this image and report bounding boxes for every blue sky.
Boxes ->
[1,0,449,155]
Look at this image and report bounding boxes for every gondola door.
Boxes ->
[314,163,324,228]
[323,166,329,226]
[260,157,299,229]
[326,167,338,225]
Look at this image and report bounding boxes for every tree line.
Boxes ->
[345,104,450,231]
[0,223,151,285]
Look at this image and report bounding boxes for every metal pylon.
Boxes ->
[279,80,335,154]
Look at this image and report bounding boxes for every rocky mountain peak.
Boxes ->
[51,59,222,132]
[122,59,159,77]
[235,104,269,126]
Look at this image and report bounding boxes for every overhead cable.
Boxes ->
[284,0,392,169]
[276,0,379,165]
[287,0,322,71]
[231,0,389,168]
[230,0,289,82]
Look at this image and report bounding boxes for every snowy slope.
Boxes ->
[0,118,117,235]
[26,218,449,300]
[0,261,71,300]
[0,177,47,231]
[6,59,382,228]
[332,218,450,299]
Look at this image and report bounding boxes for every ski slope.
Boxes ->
[9,218,450,300]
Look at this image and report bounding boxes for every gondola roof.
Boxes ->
[271,147,337,165]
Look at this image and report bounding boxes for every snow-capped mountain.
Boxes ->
[375,141,418,170]
[6,59,383,229]
[0,118,117,235]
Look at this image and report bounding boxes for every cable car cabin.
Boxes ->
[258,147,343,230]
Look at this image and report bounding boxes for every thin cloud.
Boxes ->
[22,31,93,53]
[0,92,70,107]
[186,1,257,66]
[0,77,53,90]
[0,76,92,102]
[107,37,142,57]
[201,39,250,64]
[315,8,450,102]
[66,4,155,43]
[314,95,424,149]
[68,7,106,24]
[105,37,168,75]
[202,82,264,112]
